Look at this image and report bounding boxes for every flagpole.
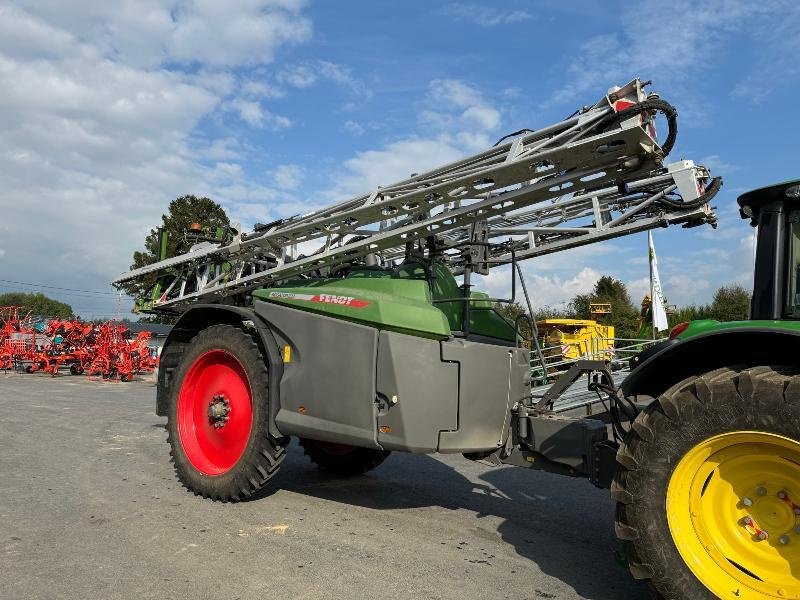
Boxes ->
[649,232,656,340]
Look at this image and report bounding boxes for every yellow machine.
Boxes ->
[536,318,615,361]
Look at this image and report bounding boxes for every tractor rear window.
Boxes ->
[791,222,800,315]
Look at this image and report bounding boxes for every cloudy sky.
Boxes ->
[1,0,798,318]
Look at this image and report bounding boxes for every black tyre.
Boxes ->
[299,437,390,476]
[69,363,84,375]
[613,366,800,600]
[166,324,287,501]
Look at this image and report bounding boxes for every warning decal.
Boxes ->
[268,291,370,308]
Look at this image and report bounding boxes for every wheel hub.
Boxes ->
[667,431,800,599]
[741,488,798,545]
[208,394,231,428]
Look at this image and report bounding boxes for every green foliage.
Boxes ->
[665,284,751,328]
[493,302,531,340]
[136,313,178,325]
[120,195,230,299]
[708,284,751,321]
[494,276,752,343]
[0,292,73,318]
[668,304,711,327]
[571,275,640,339]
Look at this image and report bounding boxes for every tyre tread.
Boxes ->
[613,365,800,599]
[165,324,286,502]
[299,438,390,476]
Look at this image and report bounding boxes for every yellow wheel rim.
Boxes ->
[667,431,800,599]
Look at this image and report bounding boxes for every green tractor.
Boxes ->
[619,179,800,599]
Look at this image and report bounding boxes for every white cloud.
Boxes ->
[550,0,794,110]
[0,2,313,312]
[427,79,502,136]
[240,78,285,99]
[230,98,264,126]
[696,155,740,176]
[196,137,241,161]
[476,266,601,308]
[323,77,503,206]
[430,79,483,109]
[278,63,317,88]
[626,277,650,306]
[442,3,532,27]
[343,120,365,136]
[277,59,369,98]
[228,98,292,129]
[167,1,312,67]
[665,273,713,305]
[5,1,312,69]
[461,105,501,131]
[327,138,465,199]
[211,162,245,181]
[272,164,304,190]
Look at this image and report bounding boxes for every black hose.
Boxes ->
[598,98,679,157]
[656,176,723,210]
[493,128,536,147]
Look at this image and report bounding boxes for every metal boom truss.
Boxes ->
[114,79,720,313]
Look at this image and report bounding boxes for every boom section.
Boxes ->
[114,79,718,312]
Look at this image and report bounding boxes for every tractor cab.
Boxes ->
[738,179,800,320]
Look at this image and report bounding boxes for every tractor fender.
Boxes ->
[155,305,285,441]
[621,326,800,399]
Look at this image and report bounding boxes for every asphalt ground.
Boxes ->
[1,372,647,600]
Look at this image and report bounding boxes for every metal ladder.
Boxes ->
[114,78,720,312]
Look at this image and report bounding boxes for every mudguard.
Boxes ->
[155,305,285,441]
[621,327,800,399]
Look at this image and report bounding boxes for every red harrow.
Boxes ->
[0,306,159,380]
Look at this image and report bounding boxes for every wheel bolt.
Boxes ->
[742,497,753,507]
[743,516,754,526]
[795,507,800,515]
[795,525,800,534]
[757,486,767,496]
[780,535,790,545]
[778,490,787,500]
[758,531,769,541]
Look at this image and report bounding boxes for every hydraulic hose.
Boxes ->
[599,98,679,157]
[656,176,723,210]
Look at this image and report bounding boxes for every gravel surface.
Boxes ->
[0,372,646,599]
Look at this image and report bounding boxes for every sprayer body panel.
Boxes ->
[254,296,527,454]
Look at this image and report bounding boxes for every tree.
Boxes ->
[709,284,751,321]
[569,275,640,339]
[493,302,533,341]
[119,195,230,319]
[0,292,73,318]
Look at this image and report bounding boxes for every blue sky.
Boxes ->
[1,0,798,318]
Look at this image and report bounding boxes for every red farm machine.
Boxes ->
[0,307,158,380]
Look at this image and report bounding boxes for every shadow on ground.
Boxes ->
[265,442,646,600]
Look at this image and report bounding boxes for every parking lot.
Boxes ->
[1,373,645,600]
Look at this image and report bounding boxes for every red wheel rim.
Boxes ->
[177,350,253,475]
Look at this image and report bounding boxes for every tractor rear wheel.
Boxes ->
[613,366,800,599]
[299,438,390,476]
[166,324,287,501]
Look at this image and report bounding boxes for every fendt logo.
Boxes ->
[268,291,370,308]
[317,294,357,306]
